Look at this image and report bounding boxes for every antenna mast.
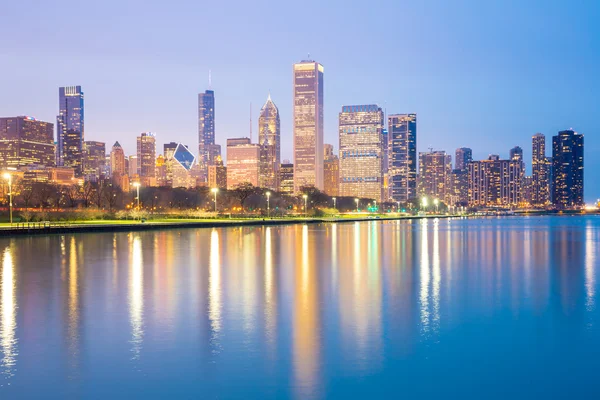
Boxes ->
[208,70,212,89]
[250,102,252,142]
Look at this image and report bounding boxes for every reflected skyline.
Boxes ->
[0,217,599,398]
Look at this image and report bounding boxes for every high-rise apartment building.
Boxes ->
[323,144,339,197]
[293,60,324,192]
[468,154,524,208]
[531,133,550,206]
[0,116,55,169]
[258,95,281,190]
[57,86,84,176]
[280,163,294,195]
[449,169,469,206]
[198,89,215,178]
[455,147,472,170]
[339,105,384,201]
[128,155,138,177]
[388,114,417,202]
[510,146,523,162]
[83,141,105,182]
[418,150,452,202]
[137,132,156,186]
[226,138,259,189]
[552,129,584,209]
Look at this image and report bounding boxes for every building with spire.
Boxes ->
[258,94,281,191]
[198,89,215,180]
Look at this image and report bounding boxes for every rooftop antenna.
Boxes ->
[208,70,212,89]
[250,102,252,143]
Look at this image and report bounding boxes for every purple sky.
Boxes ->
[1,0,599,200]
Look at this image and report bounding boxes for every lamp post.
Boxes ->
[374,200,377,213]
[303,194,308,217]
[211,187,219,212]
[434,198,439,214]
[3,173,12,225]
[422,197,428,213]
[355,198,359,212]
[333,197,336,210]
[397,201,400,213]
[133,182,140,220]
[266,191,271,218]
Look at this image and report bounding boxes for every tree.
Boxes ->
[62,184,80,208]
[232,182,257,211]
[93,181,105,209]
[80,181,95,208]
[104,183,122,212]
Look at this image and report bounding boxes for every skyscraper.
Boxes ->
[388,114,417,203]
[57,86,84,176]
[171,143,196,188]
[418,150,452,202]
[226,138,259,189]
[531,133,550,206]
[293,60,324,192]
[339,105,384,201]
[208,156,227,190]
[510,146,523,162]
[552,129,584,209]
[455,147,472,170]
[279,163,294,195]
[323,144,339,197]
[258,95,281,191]
[0,116,55,168]
[83,141,105,182]
[198,89,215,179]
[137,132,156,186]
[110,141,126,176]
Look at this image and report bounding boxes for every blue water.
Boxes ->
[1,216,599,399]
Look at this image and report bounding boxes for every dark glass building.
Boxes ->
[455,147,472,171]
[552,130,584,209]
[0,116,55,168]
[388,114,417,202]
[57,86,84,176]
[83,141,106,182]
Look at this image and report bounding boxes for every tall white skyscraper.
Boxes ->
[293,60,324,192]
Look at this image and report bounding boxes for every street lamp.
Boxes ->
[303,194,308,217]
[211,187,219,212]
[133,182,140,219]
[374,200,377,213]
[3,172,12,225]
[355,198,359,212]
[422,197,428,212]
[266,191,271,218]
[434,198,439,213]
[397,201,400,213]
[333,197,337,210]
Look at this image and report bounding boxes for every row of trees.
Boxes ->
[2,178,431,215]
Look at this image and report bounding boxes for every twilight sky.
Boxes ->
[1,0,599,200]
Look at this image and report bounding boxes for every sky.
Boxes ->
[1,0,599,200]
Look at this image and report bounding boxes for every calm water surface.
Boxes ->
[1,216,600,399]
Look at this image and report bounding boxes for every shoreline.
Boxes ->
[0,211,594,237]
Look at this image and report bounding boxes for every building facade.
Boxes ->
[552,130,584,209]
[0,116,55,169]
[57,86,84,176]
[323,144,339,197]
[208,156,227,189]
[339,105,384,201]
[83,141,105,182]
[455,147,472,170]
[468,155,524,208]
[258,95,281,191]
[226,138,259,189]
[198,89,215,179]
[137,132,156,186]
[388,114,417,203]
[531,133,550,206]
[418,150,452,202]
[171,143,196,188]
[280,163,294,195]
[293,60,324,192]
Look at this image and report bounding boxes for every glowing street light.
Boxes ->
[3,172,12,225]
[303,194,308,217]
[434,198,439,213]
[133,182,141,219]
[333,197,337,210]
[422,197,428,211]
[211,187,219,212]
[397,201,401,213]
[266,191,271,218]
[355,198,359,212]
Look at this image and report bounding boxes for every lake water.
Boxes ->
[1,216,599,399]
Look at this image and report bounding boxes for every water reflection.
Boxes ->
[586,221,596,313]
[129,235,144,360]
[208,229,221,351]
[0,246,17,380]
